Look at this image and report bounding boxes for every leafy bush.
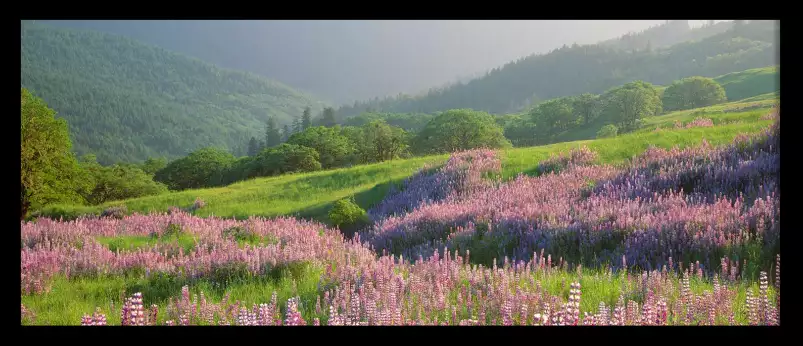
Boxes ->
[597,124,619,138]
[663,76,727,111]
[413,109,511,155]
[328,198,369,238]
[79,155,168,205]
[286,126,354,168]
[154,147,236,191]
[248,144,322,177]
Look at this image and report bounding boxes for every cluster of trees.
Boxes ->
[21,21,323,165]
[21,89,169,219]
[21,68,734,218]
[336,20,776,117]
[505,75,728,146]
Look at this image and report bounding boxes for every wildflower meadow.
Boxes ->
[21,115,780,326]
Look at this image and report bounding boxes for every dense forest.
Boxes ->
[337,20,778,117]
[21,21,326,164]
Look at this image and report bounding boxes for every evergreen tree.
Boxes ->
[247,137,260,157]
[302,107,312,130]
[264,116,281,148]
[282,124,291,142]
[293,116,303,134]
[322,107,337,127]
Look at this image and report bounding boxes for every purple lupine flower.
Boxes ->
[93,307,107,326]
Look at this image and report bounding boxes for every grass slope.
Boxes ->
[21,22,326,164]
[714,66,779,101]
[39,100,776,224]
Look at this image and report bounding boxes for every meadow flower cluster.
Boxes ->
[369,149,500,220]
[79,252,780,326]
[363,121,779,273]
[536,145,598,175]
[21,212,375,295]
[23,118,780,326]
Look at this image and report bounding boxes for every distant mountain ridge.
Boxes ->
[337,20,778,118]
[21,22,326,165]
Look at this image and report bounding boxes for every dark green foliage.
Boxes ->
[328,198,369,238]
[361,120,409,163]
[573,93,601,125]
[21,22,324,165]
[530,98,578,143]
[336,20,776,116]
[596,124,619,138]
[604,87,655,133]
[663,76,727,111]
[247,144,322,177]
[321,107,337,127]
[302,107,312,130]
[264,116,282,148]
[286,127,354,169]
[140,157,167,176]
[343,112,435,133]
[247,137,260,157]
[21,88,87,220]
[413,109,511,154]
[79,154,168,205]
[503,116,539,147]
[154,147,236,191]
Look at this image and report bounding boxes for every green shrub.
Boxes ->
[328,198,369,238]
[597,124,619,138]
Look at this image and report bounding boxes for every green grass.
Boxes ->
[40,155,447,224]
[21,262,323,325]
[713,65,779,101]
[22,265,774,325]
[500,119,772,179]
[37,96,776,225]
[95,234,198,253]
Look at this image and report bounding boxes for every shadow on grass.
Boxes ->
[124,262,319,305]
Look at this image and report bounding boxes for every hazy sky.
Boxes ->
[43,20,718,105]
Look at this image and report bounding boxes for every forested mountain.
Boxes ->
[598,20,733,51]
[337,20,778,117]
[21,22,326,165]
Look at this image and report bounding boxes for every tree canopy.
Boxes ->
[414,109,511,154]
[662,76,728,111]
[21,88,86,219]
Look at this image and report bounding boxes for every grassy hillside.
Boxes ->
[714,66,779,101]
[38,99,777,223]
[21,22,326,164]
[337,20,777,116]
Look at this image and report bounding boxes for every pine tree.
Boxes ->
[322,107,336,127]
[302,107,312,130]
[282,124,291,142]
[265,116,281,147]
[293,116,303,134]
[247,137,260,156]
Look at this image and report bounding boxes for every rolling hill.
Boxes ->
[21,22,327,165]
[37,97,778,224]
[337,20,778,117]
